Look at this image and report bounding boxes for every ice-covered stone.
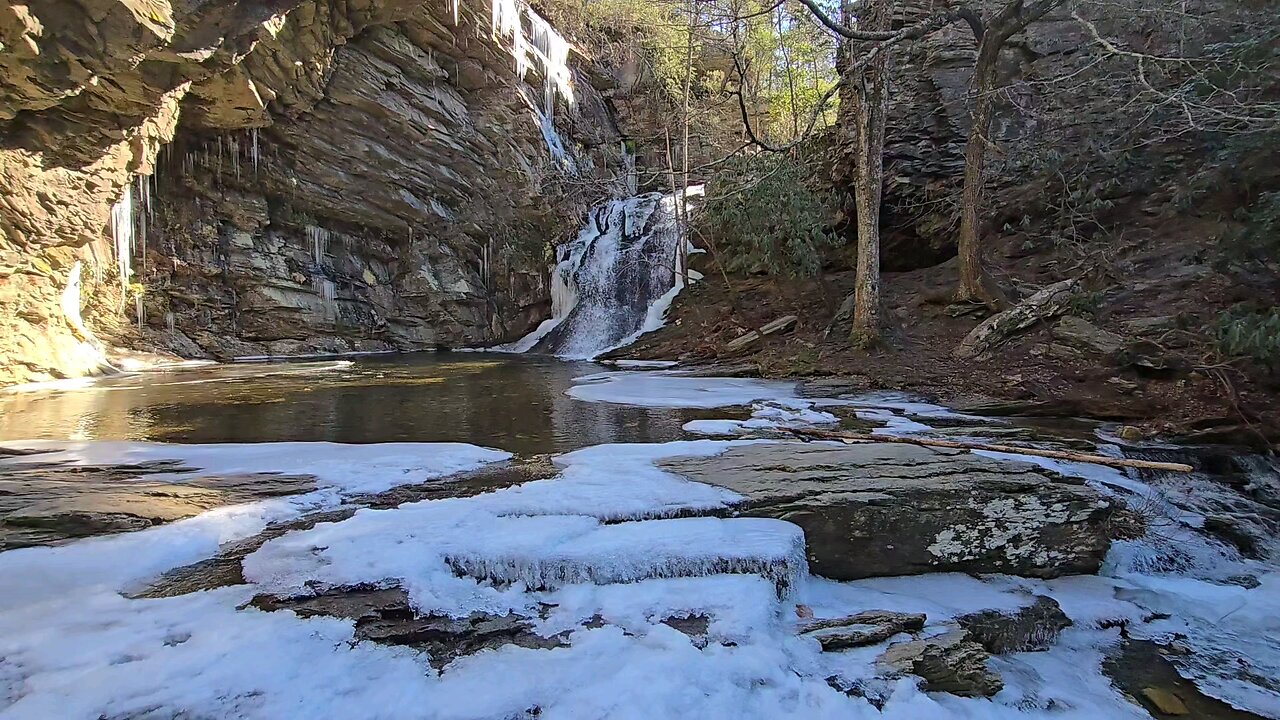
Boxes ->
[662,442,1119,580]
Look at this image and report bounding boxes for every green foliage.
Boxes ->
[564,0,837,143]
[696,151,836,277]
[1214,305,1280,370]
[1067,290,1104,319]
[568,0,709,100]
[1217,190,1280,277]
[745,5,840,142]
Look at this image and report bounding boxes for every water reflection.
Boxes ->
[0,354,736,454]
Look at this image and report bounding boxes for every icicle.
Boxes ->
[61,262,100,346]
[138,182,147,275]
[165,311,176,332]
[135,293,145,331]
[110,182,135,291]
[252,128,260,171]
[307,225,331,267]
[491,0,573,109]
[229,135,240,180]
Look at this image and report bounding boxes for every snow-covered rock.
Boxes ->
[662,442,1119,580]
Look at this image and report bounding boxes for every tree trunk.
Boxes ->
[953,0,1071,309]
[843,0,890,345]
[955,39,1006,308]
[849,87,885,344]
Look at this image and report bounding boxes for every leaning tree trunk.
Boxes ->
[955,39,1006,308]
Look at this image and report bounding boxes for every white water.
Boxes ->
[510,192,691,359]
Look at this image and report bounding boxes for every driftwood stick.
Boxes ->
[784,428,1194,473]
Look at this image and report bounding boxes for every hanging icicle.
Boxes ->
[110,182,135,291]
[307,225,332,267]
[491,0,574,110]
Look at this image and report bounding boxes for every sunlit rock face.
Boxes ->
[0,0,626,380]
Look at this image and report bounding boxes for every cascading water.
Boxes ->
[509,190,698,359]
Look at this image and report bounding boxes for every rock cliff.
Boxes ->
[0,0,627,382]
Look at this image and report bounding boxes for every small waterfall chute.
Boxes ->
[621,141,637,195]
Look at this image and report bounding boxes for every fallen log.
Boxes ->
[956,278,1080,358]
[783,428,1194,473]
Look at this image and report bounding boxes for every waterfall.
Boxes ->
[531,97,577,173]
[508,190,699,359]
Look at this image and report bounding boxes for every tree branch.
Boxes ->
[731,51,841,152]
[794,0,984,42]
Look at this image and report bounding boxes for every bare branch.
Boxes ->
[793,0,984,42]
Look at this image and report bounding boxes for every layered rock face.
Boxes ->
[0,0,625,381]
[860,0,1255,271]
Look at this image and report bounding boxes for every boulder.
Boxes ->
[1121,316,1181,335]
[957,278,1081,358]
[662,442,1117,580]
[877,629,1004,697]
[800,610,927,650]
[1053,316,1125,355]
[956,595,1072,653]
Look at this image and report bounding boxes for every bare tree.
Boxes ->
[840,0,891,343]
[732,0,980,343]
[953,0,1067,309]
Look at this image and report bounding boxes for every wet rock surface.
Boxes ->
[1103,640,1268,720]
[877,628,1004,697]
[252,587,566,670]
[662,442,1118,580]
[0,456,314,549]
[956,595,1072,654]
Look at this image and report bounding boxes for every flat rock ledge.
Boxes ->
[662,443,1118,580]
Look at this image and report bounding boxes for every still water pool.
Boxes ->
[0,354,745,454]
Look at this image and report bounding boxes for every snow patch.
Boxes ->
[568,370,798,408]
